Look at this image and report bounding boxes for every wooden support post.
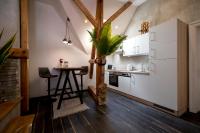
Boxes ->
[95,0,106,105]
[20,0,29,113]
[9,48,29,59]
[73,0,132,105]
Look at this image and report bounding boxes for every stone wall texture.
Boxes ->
[0,59,20,100]
[126,0,200,37]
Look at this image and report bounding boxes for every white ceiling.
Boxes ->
[116,0,147,6]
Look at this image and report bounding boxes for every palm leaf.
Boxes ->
[0,33,16,64]
[100,22,111,41]
[88,23,127,56]
[107,35,127,55]
[87,29,97,45]
[0,29,4,40]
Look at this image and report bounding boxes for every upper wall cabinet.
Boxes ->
[123,33,149,57]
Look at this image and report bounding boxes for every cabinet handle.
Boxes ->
[149,62,156,72]
[131,74,135,88]
[150,48,156,58]
[150,32,156,41]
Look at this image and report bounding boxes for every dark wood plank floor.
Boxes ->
[30,91,200,133]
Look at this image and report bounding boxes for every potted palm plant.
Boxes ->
[0,29,16,65]
[0,29,16,103]
[88,23,127,104]
[88,23,127,65]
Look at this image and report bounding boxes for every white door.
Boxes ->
[149,59,178,110]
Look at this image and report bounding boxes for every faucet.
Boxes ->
[141,63,145,72]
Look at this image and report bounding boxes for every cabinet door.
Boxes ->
[139,33,149,55]
[118,76,131,94]
[149,19,177,44]
[149,41,177,59]
[149,59,177,110]
[130,74,150,101]
[105,72,109,85]
[123,39,135,56]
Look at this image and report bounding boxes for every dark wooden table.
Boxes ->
[54,67,83,109]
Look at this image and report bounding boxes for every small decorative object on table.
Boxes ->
[64,61,68,68]
[59,59,64,68]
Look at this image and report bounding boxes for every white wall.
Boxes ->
[29,0,90,98]
[0,0,20,48]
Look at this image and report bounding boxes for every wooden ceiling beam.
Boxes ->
[9,48,29,59]
[73,0,97,27]
[103,1,132,26]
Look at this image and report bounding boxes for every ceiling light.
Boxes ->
[62,38,68,44]
[63,17,72,46]
[114,25,119,29]
[84,19,88,23]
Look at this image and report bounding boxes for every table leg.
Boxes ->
[55,70,63,96]
[72,70,83,104]
[57,71,69,109]
[68,77,73,94]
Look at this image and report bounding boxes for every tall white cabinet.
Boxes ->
[148,19,188,116]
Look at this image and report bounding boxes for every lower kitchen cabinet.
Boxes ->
[149,59,177,111]
[118,76,131,94]
[130,74,150,102]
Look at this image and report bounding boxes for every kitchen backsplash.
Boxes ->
[106,54,149,71]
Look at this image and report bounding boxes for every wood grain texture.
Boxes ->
[103,1,132,26]
[189,21,200,113]
[31,91,200,133]
[9,48,29,59]
[177,19,189,116]
[73,0,97,27]
[2,114,34,133]
[20,0,29,113]
[0,98,21,121]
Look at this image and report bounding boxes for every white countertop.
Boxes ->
[106,69,150,75]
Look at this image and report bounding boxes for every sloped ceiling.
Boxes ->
[40,0,147,54]
[60,0,138,54]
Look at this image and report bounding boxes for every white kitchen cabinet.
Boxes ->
[149,41,177,60]
[149,19,177,43]
[118,76,131,94]
[123,39,135,56]
[147,18,188,116]
[123,33,149,56]
[104,72,109,85]
[130,74,150,101]
[149,59,177,110]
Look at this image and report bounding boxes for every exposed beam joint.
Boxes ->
[103,1,132,26]
[73,0,97,27]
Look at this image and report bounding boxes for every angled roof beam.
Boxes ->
[103,1,132,26]
[73,0,97,28]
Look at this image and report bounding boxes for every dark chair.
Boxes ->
[38,67,58,97]
[75,66,88,90]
